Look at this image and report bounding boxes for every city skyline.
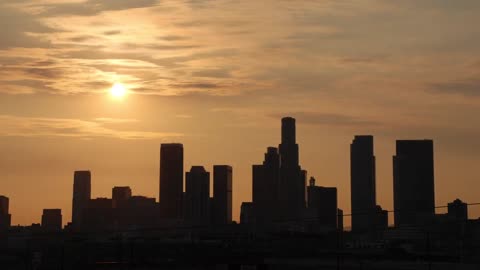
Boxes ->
[1,0,480,228]
[1,116,478,228]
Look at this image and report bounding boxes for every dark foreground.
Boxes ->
[1,228,480,270]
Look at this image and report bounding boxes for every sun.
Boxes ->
[110,83,127,98]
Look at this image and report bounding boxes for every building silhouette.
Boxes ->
[248,117,309,226]
[278,117,306,219]
[185,166,210,226]
[4,116,480,267]
[0,196,11,231]
[252,147,280,223]
[112,186,132,208]
[72,171,91,230]
[307,177,339,231]
[84,198,114,231]
[350,135,377,232]
[448,199,468,222]
[160,143,184,219]
[393,140,435,227]
[240,202,255,224]
[373,205,389,232]
[337,208,344,232]
[252,163,265,216]
[116,196,158,229]
[212,165,233,225]
[41,209,62,232]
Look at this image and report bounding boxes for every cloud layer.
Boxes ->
[0,115,182,140]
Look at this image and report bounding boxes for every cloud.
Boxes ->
[157,35,189,41]
[0,79,55,95]
[94,117,138,124]
[0,115,182,140]
[39,0,159,17]
[192,68,232,78]
[169,82,221,89]
[103,30,122,36]
[0,5,55,49]
[23,67,65,79]
[430,78,480,97]
[67,35,98,42]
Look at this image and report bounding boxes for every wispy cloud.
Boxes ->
[37,0,159,17]
[0,115,182,140]
[430,78,480,97]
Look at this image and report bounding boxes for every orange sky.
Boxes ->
[1,0,480,226]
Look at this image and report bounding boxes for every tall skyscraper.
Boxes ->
[160,143,184,219]
[41,209,62,231]
[278,117,305,218]
[213,165,233,225]
[185,166,210,225]
[252,147,280,223]
[393,140,435,227]
[72,171,91,230]
[0,196,11,231]
[350,135,377,232]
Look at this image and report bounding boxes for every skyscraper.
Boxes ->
[213,165,233,225]
[0,196,11,231]
[350,135,377,232]
[278,117,305,218]
[160,143,184,219]
[72,171,91,230]
[393,140,435,227]
[41,209,62,231]
[185,166,210,225]
[252,147,280,223]
[83,198,114,231]
[307,178,338,231]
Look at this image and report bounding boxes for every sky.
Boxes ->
[1,0,480,226]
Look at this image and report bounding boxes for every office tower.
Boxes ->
[307,178,338,231]
[160,143,184,219]
[350,135,377,232]
[252,147,280,223]
[278,117,305,218]
[393,140,435,227]
[185,166,210,225]
[83,198,114,231]
[118,196,158,229]
[72,171,91,229]
[213,165,233,225]
[112,186,132,208]
[0,196,11,231]
[41,209,62,231]
[448,199,468,221]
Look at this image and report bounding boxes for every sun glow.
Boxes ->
[110,83,127,98]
